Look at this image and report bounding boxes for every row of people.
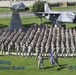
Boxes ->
[0,24,76,57]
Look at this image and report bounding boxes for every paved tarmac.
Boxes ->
[0,8,76,18]
[0,12,34,18]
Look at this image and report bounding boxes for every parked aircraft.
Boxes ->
[9,2,29,31]
[9,2,29,11]
[34,3,76,27]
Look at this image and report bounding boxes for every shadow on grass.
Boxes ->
[0,24,8,29]
[71,26,76,29]
[23,22,51,28]
[0,23,35,29]
[57,66,67,71]
[44,64,68,70]
[0,55,4,56]
[57,64,68,71]
[23,23,36,28]
[43,21,51,25]
[44,66,54,69]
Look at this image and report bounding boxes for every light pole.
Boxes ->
[10,0,12,7]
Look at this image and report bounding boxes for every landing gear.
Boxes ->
[52,21,62,28]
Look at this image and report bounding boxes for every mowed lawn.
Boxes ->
[0,8,11,13]
[0,56,76,75]
[0,16,76,28]
[0,5,76,12]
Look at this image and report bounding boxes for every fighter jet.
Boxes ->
[9,2,29,31]
[34,3,76,27]
[9,2,29,12]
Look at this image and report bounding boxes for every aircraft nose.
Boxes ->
[73,15,76,23]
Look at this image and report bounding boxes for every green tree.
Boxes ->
[32,0,52,23]
[32,0,52,12]
[32,0,44,12]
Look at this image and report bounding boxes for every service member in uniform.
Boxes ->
[38,53,44,69]
[53,51,60,67]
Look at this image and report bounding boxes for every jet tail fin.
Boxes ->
[44,3,52,12]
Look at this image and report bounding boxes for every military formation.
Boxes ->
[0,24,76,57]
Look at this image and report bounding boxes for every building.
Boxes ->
[0,0,35,7]
[0,0,76,7]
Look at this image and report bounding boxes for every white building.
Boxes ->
[0,0,76,7]
[0,0,35,7]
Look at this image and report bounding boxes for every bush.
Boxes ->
[67,2,75,6]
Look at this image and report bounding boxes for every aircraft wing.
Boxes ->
[9,2,29,11]
[34,12,61,20]
[34,12,61,15]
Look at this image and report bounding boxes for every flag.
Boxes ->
[50,52,55,65]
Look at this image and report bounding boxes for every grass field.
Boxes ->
[0,5,76,28]
[0,16,76,29]
[0,8,11,13]
[0,5,76,13]
[0,55,76,75]
[0,5,76,75]
[52,6,76,11]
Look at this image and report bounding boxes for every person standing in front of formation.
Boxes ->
[53,51,60,67]
[38,53,44,69]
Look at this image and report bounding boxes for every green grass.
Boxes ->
[0,55,76,75]
[0,5,76,13]
[0,7,11,13]
[0,16,76,29]
[52,6,76,11]
[65,23,76,28]
[0,16,50,28]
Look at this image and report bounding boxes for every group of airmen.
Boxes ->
[0,24,76,57]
